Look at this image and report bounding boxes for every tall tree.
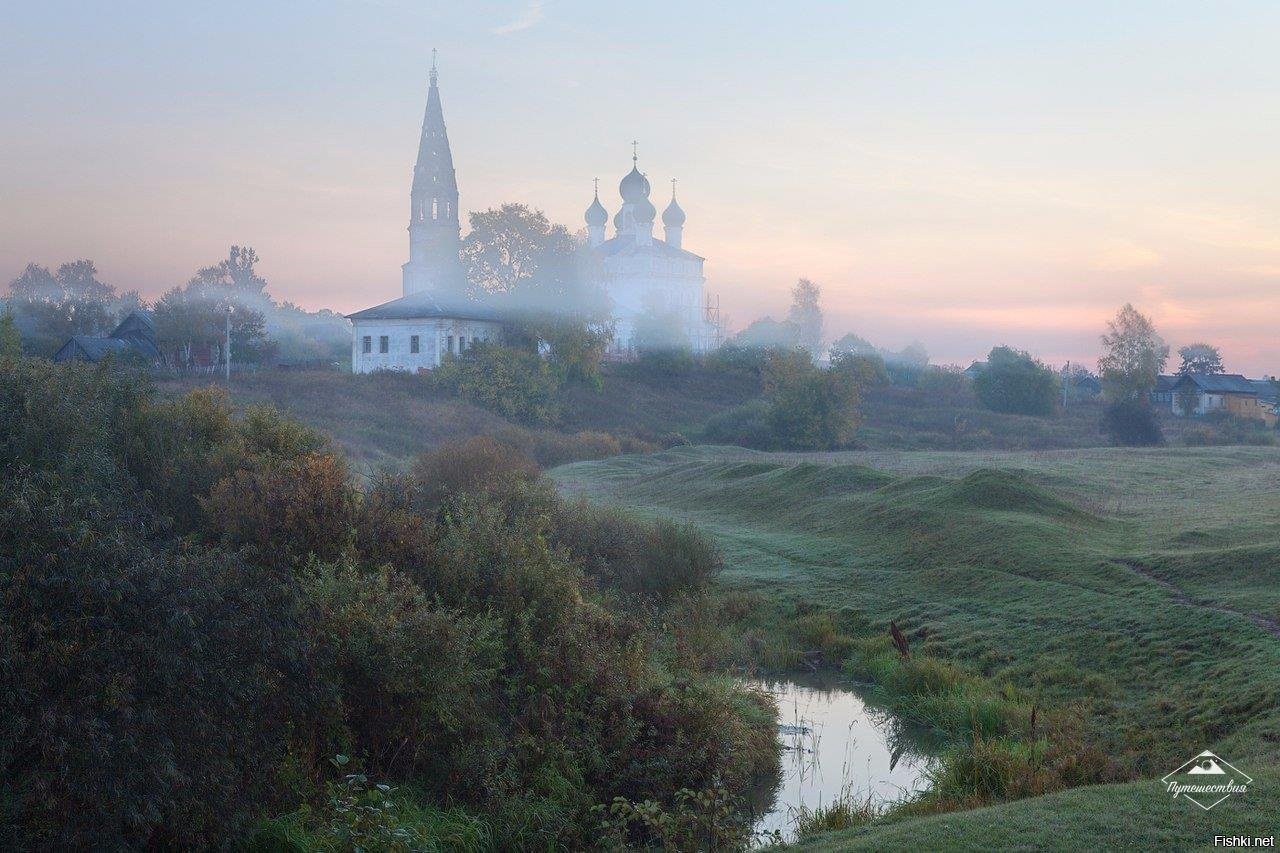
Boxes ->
[1098,304,1168,401]
[460,204,605,318]
[1176,343,1224,375]
[6,261,116,352]
[787,278,823,354]
[0,312,21,359]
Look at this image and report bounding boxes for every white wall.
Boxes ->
[351,317,504,374]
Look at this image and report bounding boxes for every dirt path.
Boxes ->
[1116,558,1280,638]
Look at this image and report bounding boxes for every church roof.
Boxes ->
[594,234,704,261]
[412,57,458,202]
[346,291,508,323]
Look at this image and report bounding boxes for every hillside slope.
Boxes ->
[553,445,1280,848]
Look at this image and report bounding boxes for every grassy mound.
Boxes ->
[552,444,1280,848]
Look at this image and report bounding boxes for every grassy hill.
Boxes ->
[552,445,1280,849]
[157,366,1169,468]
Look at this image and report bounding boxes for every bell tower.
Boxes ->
[403,50,463,296]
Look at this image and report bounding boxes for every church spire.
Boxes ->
[403,50,463,296]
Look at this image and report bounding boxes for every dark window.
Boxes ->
[362,336,371,354]
[379,335,389,354]
[447,335,454,353]
[459,335,466,351]
[410,335,420,354]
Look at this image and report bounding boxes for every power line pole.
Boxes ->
[225,306,232,383]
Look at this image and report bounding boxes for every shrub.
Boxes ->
[0,477,319,848]
[973,346,1058,416]
[632,346,697,378]
[411,436,541,511]
[491,426,624,468]
[701,399,773,449]
[432,342,561,424]
[551,503,722,602]
[1102,399,1164,446]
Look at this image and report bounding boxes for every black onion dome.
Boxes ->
[619,165,650,202]
[585,194,608,226]
[662,196,685,227]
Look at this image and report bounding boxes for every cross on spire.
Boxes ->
[593,177,600,197]
[671,177,678,199]
[430,48,438,84]
[631,140,638,163]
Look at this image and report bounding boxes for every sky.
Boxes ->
[3,1,1280,372]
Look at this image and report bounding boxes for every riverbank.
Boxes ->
[552,445,1280,848]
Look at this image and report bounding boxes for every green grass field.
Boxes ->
[553,445,1280,850]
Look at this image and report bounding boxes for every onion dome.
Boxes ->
[662,196,685,227]
[619,165,651,202]
[585,192,608,227]
[634,195,656,223]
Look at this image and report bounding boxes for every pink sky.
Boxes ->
[4,2,1280,374]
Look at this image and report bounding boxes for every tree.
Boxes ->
[1103,398,1164,446]
[1177,343,1224,376]
[828,332,878,358]
[6,260,116,352]
[973,346,1059,415]
[189,245,269,299]
[759,350,865,450]
[461,204,606,317]
[0,312,21,359]
[787,278,823,353]
[730,317,798,349]
[1098,304,1168,401]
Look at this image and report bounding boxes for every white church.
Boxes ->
[348,58,717,374]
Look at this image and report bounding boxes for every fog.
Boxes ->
[4,3,1280,373]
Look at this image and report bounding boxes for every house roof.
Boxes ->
[1172,373,1258,394]
[594,233,704,261]
[346,291,508,324]
[1154,375,1178,392]
[111,309,155,335]
[55,336,132,362]
[1251,379,1278,403]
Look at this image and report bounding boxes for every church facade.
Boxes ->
[348,58,717,373]
[584,159,717,354]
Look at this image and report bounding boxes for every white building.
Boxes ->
[349,57,720,372]
[584,158,718,353]
[348,56,504,373]
[348,292,503,374]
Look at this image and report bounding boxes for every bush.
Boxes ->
[0,360,777,849]
[410,436,541,511]
[491,426,624,467]
[551,503,722,602]
[0,478,319,848]
[973,346,1058,416]
[432,342,561,424]
[701,399,774,449]
[1102,399,1164,446]
[632,346,697,378]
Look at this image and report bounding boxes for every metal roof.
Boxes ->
[346,291,508,323]
[1172,373,1259,394]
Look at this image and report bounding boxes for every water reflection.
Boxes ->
[746,673,938,844]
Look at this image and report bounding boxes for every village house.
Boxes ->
[52,309,162,367]
[1162,373,1277,427]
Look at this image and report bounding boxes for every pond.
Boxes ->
[745,674,940,844]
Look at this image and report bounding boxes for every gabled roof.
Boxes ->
[594,233,704,261]
[1250,378,1278,403]
[1172,373,1258,394]
[111,309,155,335]
[346,291,507,324]
[1154,375,1178,392]
[54,336,132,362]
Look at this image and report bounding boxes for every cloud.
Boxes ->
[493,0,546,35]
